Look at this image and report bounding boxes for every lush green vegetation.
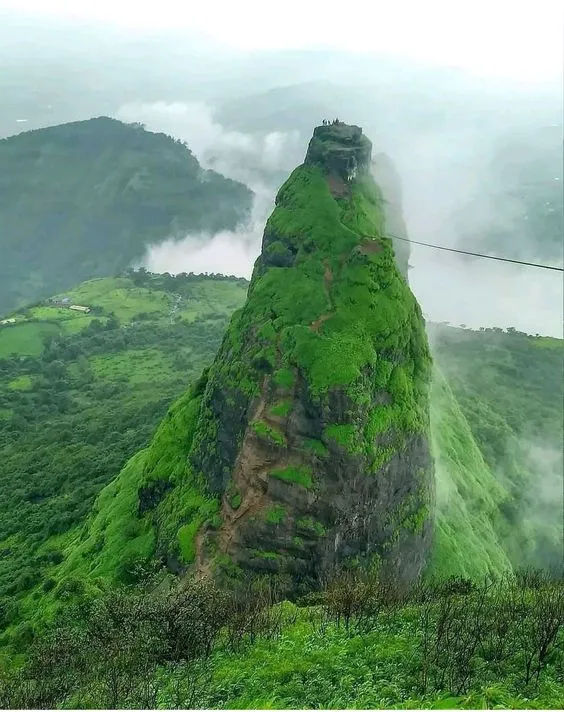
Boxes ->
[428,370,512,580]
[48,158,432,603]
[431,323,564,572]
[2,570,562,709]
[2,310,559,657]
[0,271,248,639]
[168,159,434,584]
[0,119,561,710]
[3,160,558,639]
[0,117,252,314]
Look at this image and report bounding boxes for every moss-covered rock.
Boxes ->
[178,123,435,590]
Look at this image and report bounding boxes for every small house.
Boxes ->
[69,305,91,313]
[0,318,16,326]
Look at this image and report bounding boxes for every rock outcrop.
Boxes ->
[132,123,435,594]
[305,123,372,183]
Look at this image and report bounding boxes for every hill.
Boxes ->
[0,271,249,619]
[0,117,252,315]
[45,122,436,596]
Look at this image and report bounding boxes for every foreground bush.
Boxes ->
[0,569,562,709]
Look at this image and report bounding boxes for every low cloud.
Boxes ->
[384,127,563,337]
[116,99,562,337]
[142,183,273,279]
[410,246,563,337]
[117,100,303,278]
[116,100,302,184]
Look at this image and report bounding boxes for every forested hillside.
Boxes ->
[0,118,252,314]
[0,271,248,626]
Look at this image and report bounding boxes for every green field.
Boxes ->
[0,322,60,357]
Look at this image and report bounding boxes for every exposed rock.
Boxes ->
[305,122,372,182]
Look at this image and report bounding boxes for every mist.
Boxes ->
[518,440,564,569]
[117,101,303,279]
[116,92,562,337]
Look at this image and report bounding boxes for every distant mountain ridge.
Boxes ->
[0,117,253,315]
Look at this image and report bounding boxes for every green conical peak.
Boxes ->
[76,126,435,593]
[179,128,435,590]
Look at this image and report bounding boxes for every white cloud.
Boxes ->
[410,246,564,337]
[116,99,563,338]
[116,101,302,280]
[116,100,302,185]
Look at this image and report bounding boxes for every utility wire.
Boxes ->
[382,233,564,273]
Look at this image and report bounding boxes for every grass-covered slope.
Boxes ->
[428,370,512,579]
[430,324,564,570]
[0,117,252,314]
[0,271,248,629]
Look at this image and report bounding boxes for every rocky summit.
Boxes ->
[136,122,435,593]
[304,122,372,183]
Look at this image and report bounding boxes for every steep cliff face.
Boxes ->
[304,122,372,182]
[182,123,434,590]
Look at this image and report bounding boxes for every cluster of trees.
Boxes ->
[1,568,561,708]
[124,267,249,289]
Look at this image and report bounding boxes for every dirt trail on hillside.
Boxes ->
[195,378,297,575]
[310,260,334,333]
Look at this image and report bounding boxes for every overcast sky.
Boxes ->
[2,0,563,85]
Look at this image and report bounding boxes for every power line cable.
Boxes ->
[382,233,564,272]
